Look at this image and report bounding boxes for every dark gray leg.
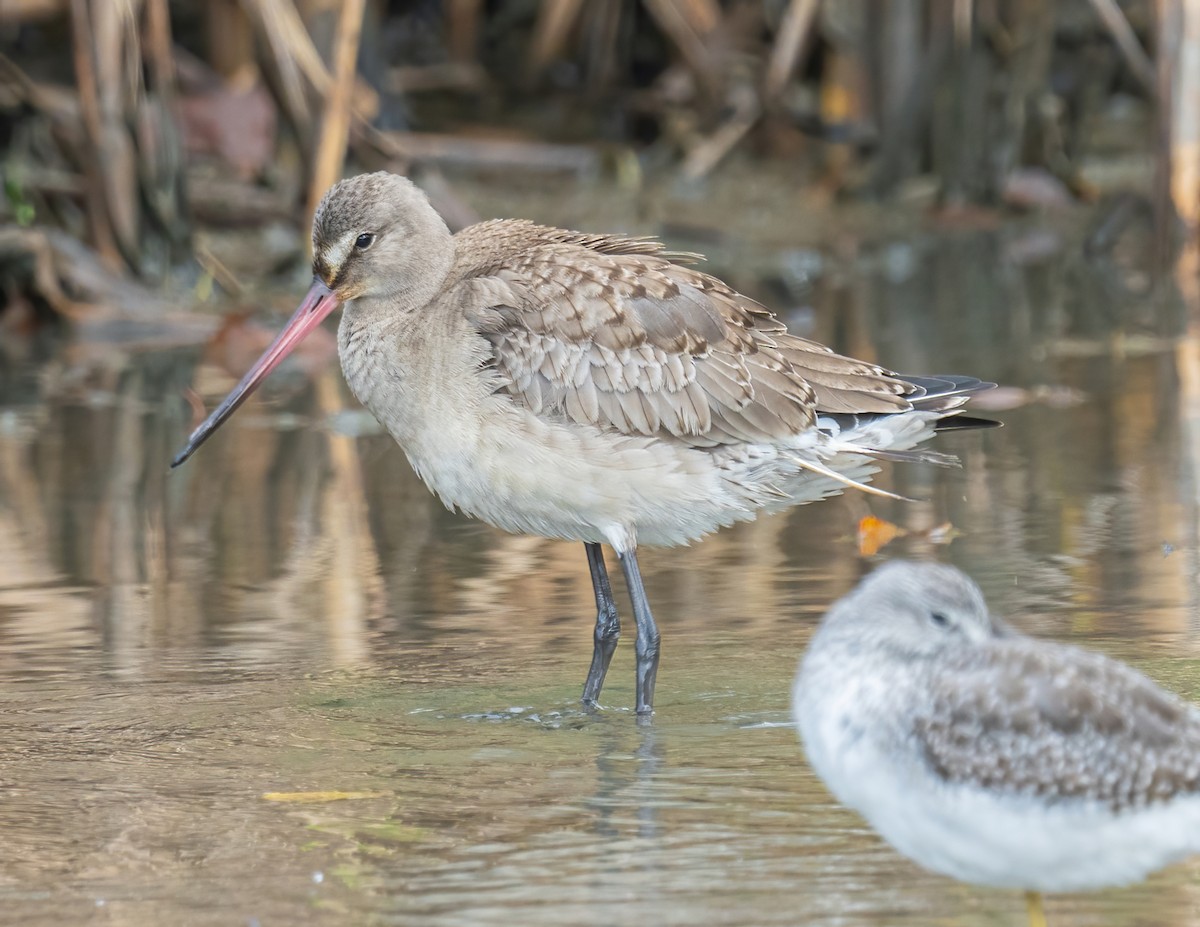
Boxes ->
[582,542,621,706]
[618,548,660,715]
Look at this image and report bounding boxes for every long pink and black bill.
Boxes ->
[171,279,341,468]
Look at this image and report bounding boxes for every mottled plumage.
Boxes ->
[455,220,911,446]
[914,643,1200,812]
[794,561,1200,900]
[173,173,995,714]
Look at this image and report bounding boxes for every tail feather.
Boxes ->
[901,374,998,414]
[759,372,995,511]
[812,374,997,474]
[934,414,1002,432]
[816,375,997,435]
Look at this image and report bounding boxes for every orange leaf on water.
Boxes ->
[857,515,906,557]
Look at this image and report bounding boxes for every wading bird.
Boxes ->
[173,172,992,715]
[794,561,1200,926]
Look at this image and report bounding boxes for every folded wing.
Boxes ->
[457,221,916,447]
[914,644,1200,812]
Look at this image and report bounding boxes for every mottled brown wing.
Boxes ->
[459,225,912,445]
[913,643,1200,811]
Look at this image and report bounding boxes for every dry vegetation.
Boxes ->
[0,0,1178,321]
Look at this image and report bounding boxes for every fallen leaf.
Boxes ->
[262,791,388,803]
[858,515,906,557]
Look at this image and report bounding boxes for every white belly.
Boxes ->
[854,764,1200,891]
[391,395,750,551]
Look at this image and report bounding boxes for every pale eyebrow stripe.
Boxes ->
[323,231,358,277]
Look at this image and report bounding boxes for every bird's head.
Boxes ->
[170,172,452,468]
[818,561,1006,661]
[311,172,453,304]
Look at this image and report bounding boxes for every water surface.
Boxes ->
[2,202,1200,926]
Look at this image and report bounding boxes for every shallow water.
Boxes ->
[3,206,1200,926]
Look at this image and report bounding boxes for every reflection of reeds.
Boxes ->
[311,367,381,667]
[0,395,88,668]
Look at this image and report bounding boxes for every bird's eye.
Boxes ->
[354,233,376,250]
[930,611,951,629]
